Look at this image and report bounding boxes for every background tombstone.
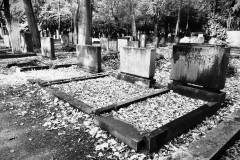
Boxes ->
[41,37,55,59]
[100,38,109,51]
[20,31,33,53]
[117,38,129,51]
[61,33,69,46]
[3,35,11,48]
[109,40,118,51]
[140,34,147,48]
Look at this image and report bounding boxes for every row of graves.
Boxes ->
[24,35,240,159]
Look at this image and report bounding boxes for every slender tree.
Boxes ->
[130,0,137,40]
[23,0,41,48]
[174,0,183,43]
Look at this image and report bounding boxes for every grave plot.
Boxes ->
[48,76,158,114]
[94,43,230,152]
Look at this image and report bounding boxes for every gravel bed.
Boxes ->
[0,66,91,86]
[52,76,156,109]
[109,90,206,133]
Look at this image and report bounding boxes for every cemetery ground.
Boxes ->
[0,43,240,160]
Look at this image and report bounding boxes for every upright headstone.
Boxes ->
[41,37,55,59]
[120,47,156,78]
[109,40,118,51]
[171,44,230,90]
[227,31,240,47]
[140,34,147,48]
[76,45,101,72]
[118,38,129,51]
[100,38,109,50]
[61,33,69,46]
[3,35,11,48]
[20,32,33,53]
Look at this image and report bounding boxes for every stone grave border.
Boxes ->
[0,53,37,59]
[16,63,78,72]
[94,83,226,152]
[187,108,240,160]
[29,72,227,153]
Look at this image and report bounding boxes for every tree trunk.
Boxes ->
[130,0,137,41]
[154,7,160,47]
[77,0,92,45]
[3,0,21,53]
[23,0,41,48]
[174,0,183,43]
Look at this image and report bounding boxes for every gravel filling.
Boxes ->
[52,76,156,109]
[110,90,206,133]
[0,66,91,86]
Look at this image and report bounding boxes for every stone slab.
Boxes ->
[94,89,170,115]
[120,47,156,78]
[100,38,109,50]
[128,41,139,48]
[20,32,33,53]
[168,81,226,102]
[143,102,223,152]
[41,37,56,59]
[188,119,240,160]
[0,53,37,59]
[118,39,129,51]
[46,87,93,114]
[76,45,101,73]
[3,35,11,48]
[109,41,118,51]
[116,72,156,88]
[94,115,143,151]
[227,31,240,47]
[38,73,109,87]
[171,44,230,90]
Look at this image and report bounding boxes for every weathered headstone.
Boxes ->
[3,35,11,48]
[20,32,33,53]
[118,38,129,51]
[227,31,240,47]
[61,34,69,46]
[100,38,109,50]
[170,44,230,90]
[76,45,101,73]
[120,47,156,78]
[140,34,147,48]
[41,37,55,59]
[128,41,139,48]
[109,40,118,51]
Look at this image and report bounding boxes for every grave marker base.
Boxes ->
[116,72,156,88]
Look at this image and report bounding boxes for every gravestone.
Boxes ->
[120,47,156,78]
[109,41,118,51]
[118,38,129,51]
[76,45,101,73]
[61,34,69,46]
[20,32,33,53]
[100,38,109,50]
[3,35,11,48]
[140,34,147,48]
[128,41,139,48]
[170,44,230,90]
[227,31,240,47]
[41,37,55,59]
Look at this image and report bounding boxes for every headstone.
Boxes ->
[41,37,55,59]
[69,32,74,44]
[171,44,230,90]
[140,34,147,48]
[20,32,33,53]
[76,45,101,73]
[61,34,69,46]
[3,35,11,48]
[100,38,109,50]
[227,31,240,47]
[56,30,60,39]
[120,47,156,78]
[118,38,129,51]
[128,41,139,48]
[109,41,118,51]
